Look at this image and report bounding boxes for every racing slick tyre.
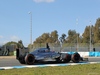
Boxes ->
[71,52,80,63]
[25,54,35,65]
[61,53,71,63]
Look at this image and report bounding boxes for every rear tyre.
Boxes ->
[71,53,80,63]
[25,54,35,65]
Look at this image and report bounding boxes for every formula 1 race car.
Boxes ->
[16,44,83,65]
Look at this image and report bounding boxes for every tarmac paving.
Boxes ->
[0,56,100,70]
[0,56,100,67]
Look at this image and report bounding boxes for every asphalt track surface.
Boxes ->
[0,56,100,67]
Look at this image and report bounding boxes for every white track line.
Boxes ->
[0,62,100,70]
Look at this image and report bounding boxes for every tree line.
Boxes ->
[33,18,100,46]
[3,18,100,48]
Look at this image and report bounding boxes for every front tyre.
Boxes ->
[61,53,71,63]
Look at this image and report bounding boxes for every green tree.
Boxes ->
[41,33,50,43]
[50,30,59,43]
[34,33,50,43]
[4,40,25,49]
[59,33,66,43]
[94,18,100,43]
[34,30,59,43]
[82,26,90,43]
[66,30,78,43]
[4,41,18,46]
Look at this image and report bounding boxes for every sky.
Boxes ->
[0,0,100,46]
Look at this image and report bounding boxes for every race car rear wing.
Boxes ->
[16,48,29,60]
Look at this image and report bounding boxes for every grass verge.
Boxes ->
[0,64,100,75]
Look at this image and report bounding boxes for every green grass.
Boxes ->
[0,64,100,75]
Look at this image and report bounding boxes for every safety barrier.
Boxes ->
[61,52,89,57]
[61,51,100,57]
[89,52,100,57]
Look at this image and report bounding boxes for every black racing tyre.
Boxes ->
[25,54,35,65]
[61,53,71,63]
[71,53,80,63]
[64,53,71,63]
